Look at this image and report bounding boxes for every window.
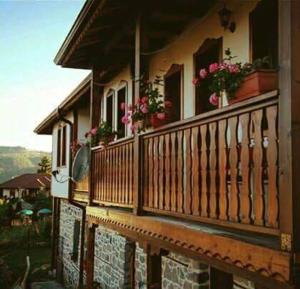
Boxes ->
[57,128,61,167]
[56,125,67,167]
[250,0,278,66]
[164,64,183,122]
[106,92,114,129]
[117,87,126,138]
[194,38,222,115]
[62,126,67,166]
[72,220,81,262]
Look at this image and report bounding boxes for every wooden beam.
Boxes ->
[278,0,300,256]
[86,224,96,289]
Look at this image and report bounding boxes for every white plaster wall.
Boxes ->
[77,106,90,143]
[51,112,73,199]
[148,0,258,119]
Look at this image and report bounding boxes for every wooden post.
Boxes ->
[89,69,103,205]
[133,134,142,215]
[134,14,141,105]
[278,0,300,254]
[86,223,96,289]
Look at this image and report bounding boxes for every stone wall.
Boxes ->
[59,199,83,289]
[233,276,255,289]
[134,243,147,289]
[93,225,134,289]
[162,253,209,289]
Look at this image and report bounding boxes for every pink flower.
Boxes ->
[228,64,240,74]
[164,100,172,108]
[129,123,136,133]
[219,62,228,70]
[156,112,166,120]
[209,63,219,73]
[120,102,127,111]
[122,115,129,124]
[192,78,199,85]
[199,68,208,79]
[141,104,148,114]
[209,93,219,106]
[141,96,148,104]
[90,128,97,136]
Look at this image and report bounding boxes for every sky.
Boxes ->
[0,0,89,152]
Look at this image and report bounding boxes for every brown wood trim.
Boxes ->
[142,206,279,236]
[141,91,278,139]
[86,206,291,287]
[92,199,133,209]
[91,136,134,151]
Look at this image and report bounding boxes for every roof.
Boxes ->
[34,73,91,135]
[0,173,51,190]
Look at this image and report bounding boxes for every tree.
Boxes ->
[37,156,51,174]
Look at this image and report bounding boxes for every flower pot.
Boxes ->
[230,70,278,104]
[135,120,145,131]
[150,114,165,128]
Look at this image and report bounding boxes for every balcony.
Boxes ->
[90,90,279,236]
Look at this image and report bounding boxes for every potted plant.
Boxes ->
[85,121,117,147]
[232,56,278,104]
[121,76,172,134]
[193,49,278,107]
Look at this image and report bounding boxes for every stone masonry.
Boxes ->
[93,225,134,289]
[162,253,209,289]
[134,243,147,289]
[59,200,83,289]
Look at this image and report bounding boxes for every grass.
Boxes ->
[0,221,53,288]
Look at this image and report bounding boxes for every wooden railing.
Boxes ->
[91,137,134,208]
[91,91,279,235]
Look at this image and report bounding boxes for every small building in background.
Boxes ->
[0,173,51,199]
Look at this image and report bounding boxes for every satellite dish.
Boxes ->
[72,145,90,182]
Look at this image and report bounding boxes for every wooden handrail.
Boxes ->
[90,91,280,235]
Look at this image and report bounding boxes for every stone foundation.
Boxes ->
[59,200,83,289]
[93,225,134,289]
[162,253,209,289]
[134,243,148,289]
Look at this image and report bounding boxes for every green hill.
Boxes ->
[0,146,51,184]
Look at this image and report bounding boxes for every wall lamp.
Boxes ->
[218,5,236,33]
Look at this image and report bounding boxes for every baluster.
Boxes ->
[143,139,149,207]
[148,138,154,208]
[128,142,133,204]
[252,109,265,226]
[177,130,184,213]
[192,126,200,216]
[240,113,251,224]
[164,134,171,211]
[200,125,208,217]
[185,128,192,214]
[153,136,159,209]
[124,144,129,204]
[266,105,278,228]
[170,133,177,212]
[209,122,218,219]
[218,119,229,221]
[159,135,165,210]
[228,117,240,222]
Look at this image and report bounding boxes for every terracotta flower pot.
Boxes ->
[230,70,278,104]
[150,114,163,128]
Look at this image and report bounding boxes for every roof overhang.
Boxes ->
[34,73,91,135]
[54,0,216,73]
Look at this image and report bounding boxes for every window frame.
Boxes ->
[116,82,128,138]
[56,124,67,168]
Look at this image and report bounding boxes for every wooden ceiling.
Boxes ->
[55,0,216,81]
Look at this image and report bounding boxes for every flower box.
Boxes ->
[230,70,278,104]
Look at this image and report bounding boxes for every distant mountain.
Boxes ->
[0,146,51,184]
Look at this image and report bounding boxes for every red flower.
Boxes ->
[141,96,148,104]
[209,63,219,73]
[164,100,172,108]
[199,68,208,79]
[192,78,199,85]
[209,93,219,106]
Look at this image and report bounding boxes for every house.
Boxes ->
[0,173,51,199]
[35,0,300,289]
